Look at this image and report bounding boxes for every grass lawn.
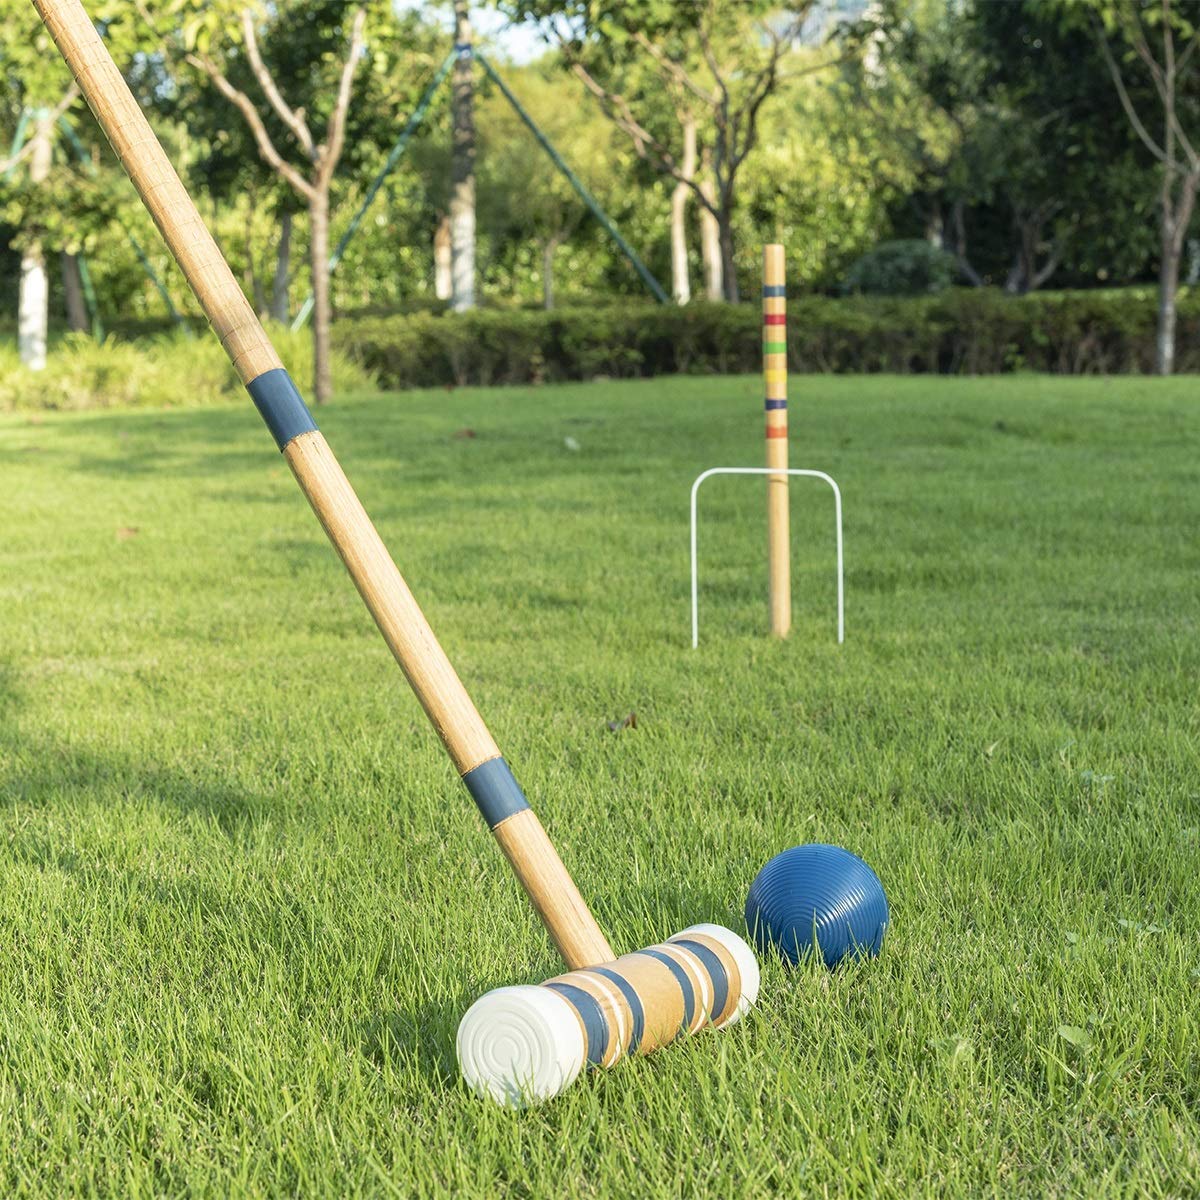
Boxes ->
[1,374,1198,1197]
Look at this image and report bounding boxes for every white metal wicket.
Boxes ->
[690,466,844,648]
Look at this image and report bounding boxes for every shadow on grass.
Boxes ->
[358,940,565,1090]
[0,657,496,1091]
[0,664,278,839]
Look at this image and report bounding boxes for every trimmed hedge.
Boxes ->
[333,288,1200,389]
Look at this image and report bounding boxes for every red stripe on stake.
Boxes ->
[765,426,788,438]
[764,314,786,325]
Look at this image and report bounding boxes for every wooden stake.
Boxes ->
[763,244,790,638]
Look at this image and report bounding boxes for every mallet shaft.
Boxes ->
[36,0,614,971]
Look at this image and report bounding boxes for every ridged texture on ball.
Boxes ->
[745,844,888,968]
[456,985,585,1108]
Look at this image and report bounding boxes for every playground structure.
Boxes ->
[690,245,845,647]
[290,39,668,330]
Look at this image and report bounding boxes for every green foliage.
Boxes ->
[333,288,1199,388]
[843,239,958,295]
[0,326,375,412]
[0,166,123,255]
[3,287,1189,409]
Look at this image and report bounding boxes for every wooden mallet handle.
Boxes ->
[34,0,614,971]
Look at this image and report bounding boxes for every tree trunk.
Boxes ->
[670,115,697,304]
[310,190,333,403]
[1156,177,1197,376]
[434,213,452,300]
[270,210,292,323]
[1157,249,1178,376]
[61,252,89,332]
[542,238,557,310]
[925,198,945,250]
[18,115,53,370]
[450,2,476,312]
[717,203,739,303]
[951,200,985,288]
[699,159,723,301]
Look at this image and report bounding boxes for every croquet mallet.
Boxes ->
[35,0,759,1107]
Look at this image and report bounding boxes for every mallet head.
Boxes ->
[457,924,759,1107]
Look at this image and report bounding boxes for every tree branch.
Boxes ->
[317,7,366,186]
[729,19,798,171]
[1097,25,1168,163]
[187,53,315,201]
[565,59,719,218]
[241,8,315,159]
[698,6,730,113]
[632,30,718,107]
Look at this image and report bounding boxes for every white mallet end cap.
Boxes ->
[678,923,761,1026]
[456,985,586,1108]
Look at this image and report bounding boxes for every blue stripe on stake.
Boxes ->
[246,369,319,451]
[671,939,729,1023]
[640,950,695,1032]
[593,967,645,1054]
[461,757,531,828]
[762,284,786,297]
[764,399,788,410]
[545,983,609,1065]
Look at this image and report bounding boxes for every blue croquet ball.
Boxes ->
[745,844,888,968]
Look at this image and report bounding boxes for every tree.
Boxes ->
[851,0,1150,295]
[974,1,1153,293]
[505,0,828,301]
[158,0,367,402]
[1092,0,1200,374]
[476,64,615,308]
[451,1,476,311]
[153,1,445,322]
[0,0,82,367]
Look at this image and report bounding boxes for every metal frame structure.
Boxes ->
[290,43,669,327]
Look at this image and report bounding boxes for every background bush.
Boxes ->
[3,287,1194,410]
[336,287,1196,389]
[842,239,960,296]
[0,325,376,412]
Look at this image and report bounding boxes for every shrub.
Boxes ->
[842,239,960,296]
[3,287,1192,411]
[0,325,377,412]
[335,289,1200,387]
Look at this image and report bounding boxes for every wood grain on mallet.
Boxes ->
[492,808,616,969]
[764,243,791,638]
